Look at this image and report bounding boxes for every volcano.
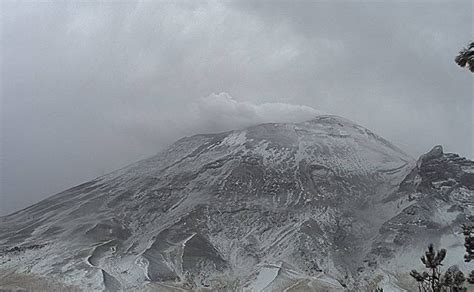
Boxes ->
[1,115,472,291]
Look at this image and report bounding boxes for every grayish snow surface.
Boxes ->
[1,115,472,291]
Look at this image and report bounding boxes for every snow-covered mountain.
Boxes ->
[0,115,472,291]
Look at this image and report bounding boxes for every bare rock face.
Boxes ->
[0,115,471,291]
[368,145,474,289]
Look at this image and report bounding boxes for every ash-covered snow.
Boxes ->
[0,115,472,291]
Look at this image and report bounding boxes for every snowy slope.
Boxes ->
[0,115,471,291]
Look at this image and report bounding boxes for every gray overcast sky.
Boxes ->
[1,1,473,216]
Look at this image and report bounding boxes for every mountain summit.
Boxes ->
[0,115,472,291]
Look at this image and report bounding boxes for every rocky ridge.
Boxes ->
[0,116,472,291]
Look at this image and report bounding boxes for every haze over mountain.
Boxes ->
[2,0,472,216]
[1,115,472,291]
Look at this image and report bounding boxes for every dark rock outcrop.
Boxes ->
[0,116,471,291]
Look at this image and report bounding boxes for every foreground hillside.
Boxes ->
[0,115,472,291]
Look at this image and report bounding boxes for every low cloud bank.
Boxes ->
[190,92,323,132]
[110,92,323,149]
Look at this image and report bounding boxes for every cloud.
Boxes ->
[191,92,323,131]
[108,92,322,148]
[1,1,472,215]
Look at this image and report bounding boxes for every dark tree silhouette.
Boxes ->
[462,224,474,262]
[410,244,468,291]
[441,266,466,292]
[462,224,474,285]
[410,244,446,291]
[410,269,430,292]
[468,271,474,285]
[423,244,446,291]
[455,42,474,72]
